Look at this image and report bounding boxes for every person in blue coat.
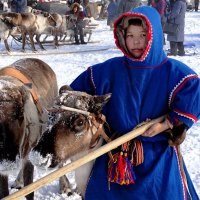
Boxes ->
[70,6,200,200]
[10,0,27,13]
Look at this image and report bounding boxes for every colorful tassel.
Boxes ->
[108,143,136,186]
[129,140,144,166]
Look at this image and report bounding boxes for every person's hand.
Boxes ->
[142,118,171,137]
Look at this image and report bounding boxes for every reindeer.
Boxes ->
[0,15,19,53]
[29,86,111,198]
[0,58,58,199]
[51,13,76,47]
[41,13,76,47]
[1,12,57,52]
[42,13,93,45]
[59,17,93,43]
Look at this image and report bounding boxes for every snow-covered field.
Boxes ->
[0,10,200,200]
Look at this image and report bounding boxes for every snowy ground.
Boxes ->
[0,11,200,200]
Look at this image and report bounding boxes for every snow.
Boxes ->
[0,11,200,199]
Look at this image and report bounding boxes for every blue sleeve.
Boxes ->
[70,67,96,95]
[168,76,200,128]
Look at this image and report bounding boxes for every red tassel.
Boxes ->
[118,152,126,182]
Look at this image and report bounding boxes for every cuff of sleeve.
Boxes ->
[167,111,194,128]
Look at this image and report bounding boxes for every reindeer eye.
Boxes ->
[77,119,84,126]
[72,116,87,132]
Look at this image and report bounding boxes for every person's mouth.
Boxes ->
[132,49,144,52]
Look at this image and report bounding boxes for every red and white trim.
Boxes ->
[113,12,153,62]
[169,74,198,107]
[88,67,96,93]
[174,147,187,200]
[174,109,198,123]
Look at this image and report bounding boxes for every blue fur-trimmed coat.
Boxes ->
[70,6,200,200]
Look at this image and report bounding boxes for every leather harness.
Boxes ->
[49,105,113,159]
[0,67,43,114]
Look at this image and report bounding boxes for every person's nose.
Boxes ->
[133,38,140,45]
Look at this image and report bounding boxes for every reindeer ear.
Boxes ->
[94,93,112,104]
[90,93,112,113]
[59,85,73,94]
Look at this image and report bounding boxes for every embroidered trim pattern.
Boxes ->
[130,13,153,62]
[174,109,198,123]
[168,74,198,122]
[169,74,198,107]
[174,147,187,200]
[88,67,96,93]
[113,13,153,62]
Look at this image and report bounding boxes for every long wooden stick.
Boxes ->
[3,116,165,200]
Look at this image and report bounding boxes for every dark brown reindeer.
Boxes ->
[1,12,57,52]
[0,58,58,199]
[29,86,111,198]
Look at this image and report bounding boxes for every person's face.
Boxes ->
[125,25,148,59]
[73,6,78,12]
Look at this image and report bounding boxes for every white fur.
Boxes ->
[72,138,103,196]
[0,156,21,176]
[29,151,53,170]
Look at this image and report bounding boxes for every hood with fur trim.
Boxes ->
[114,6,167,66]
[70,2,81,11]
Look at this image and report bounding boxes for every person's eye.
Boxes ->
[142,33,147,37]
[126,34,133,38]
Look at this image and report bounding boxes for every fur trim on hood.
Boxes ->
[70,2,81,11]
[113,6,167,66]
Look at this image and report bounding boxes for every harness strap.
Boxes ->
[89,114,110,146]
[89,114,113,160]
[0,67,43,114]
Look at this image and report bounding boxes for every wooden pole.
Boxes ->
[3,116,165,200]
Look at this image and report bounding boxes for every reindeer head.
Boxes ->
[30,86,111,169]
[1,12,21,26]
